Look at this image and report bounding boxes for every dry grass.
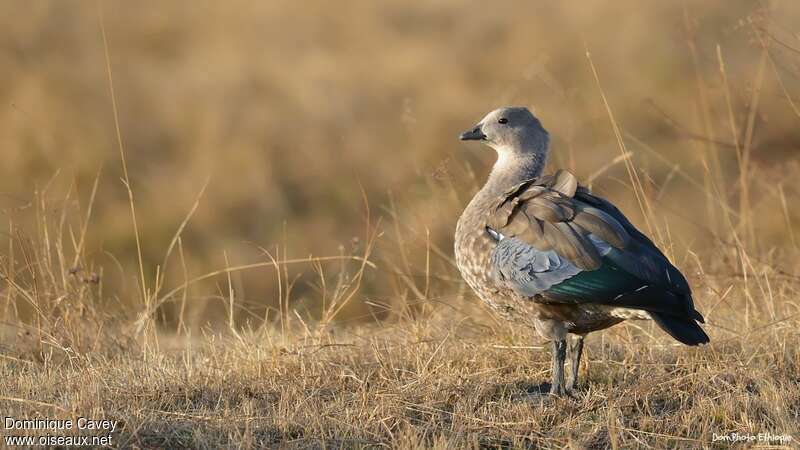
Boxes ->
[2,303,798,448]
[1,1,800,448]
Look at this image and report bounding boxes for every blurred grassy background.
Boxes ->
[1,1,799,331]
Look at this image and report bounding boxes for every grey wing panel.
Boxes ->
[490,237,582,297]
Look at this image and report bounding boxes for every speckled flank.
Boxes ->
[454,195,509,315]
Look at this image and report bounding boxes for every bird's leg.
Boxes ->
[549,339,567,396]
[566,335,585,392]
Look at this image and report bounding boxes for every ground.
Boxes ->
[2,304,798,449]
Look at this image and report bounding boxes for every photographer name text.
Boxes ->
[4,417,117,432]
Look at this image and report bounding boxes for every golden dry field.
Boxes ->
[1,1,799,448]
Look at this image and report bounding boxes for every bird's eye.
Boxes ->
[498,118,508,124]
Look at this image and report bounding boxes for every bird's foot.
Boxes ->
[566,378,579,393]
[549,386,578,398]
[551,381,582,399]
[514,382,576,403]
[549,385,566,396]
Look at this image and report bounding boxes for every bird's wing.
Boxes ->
[487,169,629,273]
[487,170,704,323]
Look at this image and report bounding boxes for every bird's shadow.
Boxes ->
[517,381,552,395]
[487,381,552,402]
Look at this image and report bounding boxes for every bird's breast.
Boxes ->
[455,209,495,284]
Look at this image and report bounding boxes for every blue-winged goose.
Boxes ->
[454,106,709,396]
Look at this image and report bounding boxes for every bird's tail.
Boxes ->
[650,312,710,346]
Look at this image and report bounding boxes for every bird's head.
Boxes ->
[459,106,550,160]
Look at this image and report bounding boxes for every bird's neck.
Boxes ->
[455,149,547,254]
[481,150,546,198]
